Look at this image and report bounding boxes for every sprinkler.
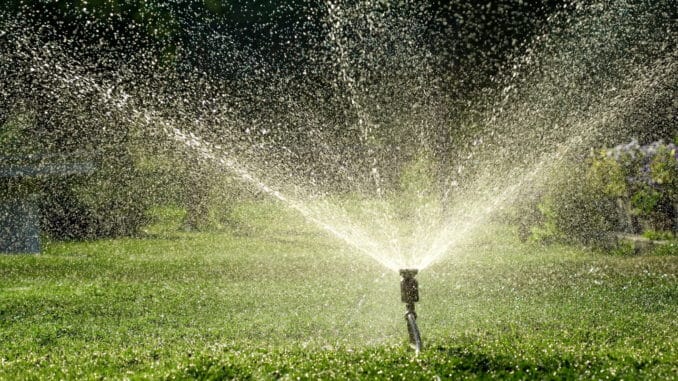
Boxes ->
[400,269,422,353]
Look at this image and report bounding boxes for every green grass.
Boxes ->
[1,202,676,380]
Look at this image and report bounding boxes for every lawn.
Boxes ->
[0,202,676,380]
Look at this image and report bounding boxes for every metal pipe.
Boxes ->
[400,269,422,353]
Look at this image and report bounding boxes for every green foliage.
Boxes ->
[613,142,677,232]
[630,187,661,214]
[0,114,40,200]
[1,112,159,239]
[528,197,564,243]
[586,149,626,198]
[530,163,619,246]
[650,145,678,198]
[529,140,677,246]
[71,167,152,238]
[608,241,636,257]
[642,229,675,241]
[0,112,36,156]
[650,241,678,256]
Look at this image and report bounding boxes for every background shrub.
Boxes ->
[528,139,677,246]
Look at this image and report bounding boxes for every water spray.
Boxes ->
[400,269,422,353]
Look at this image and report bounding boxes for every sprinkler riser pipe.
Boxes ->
[399,268,422,353]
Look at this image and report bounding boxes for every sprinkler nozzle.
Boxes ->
[400,269,419,306]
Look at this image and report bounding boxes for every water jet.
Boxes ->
[400,268,422,353]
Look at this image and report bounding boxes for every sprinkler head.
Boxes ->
[399,269,419,305]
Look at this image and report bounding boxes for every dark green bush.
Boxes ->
[607,140,677,233]
[529,164,620,246]
[2,111,161,239]
[529,139,677,246]
[41,160,154,239]
[643,229,675,241]
[651,241,678,256]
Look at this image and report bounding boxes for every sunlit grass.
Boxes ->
[0,203,676,379]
